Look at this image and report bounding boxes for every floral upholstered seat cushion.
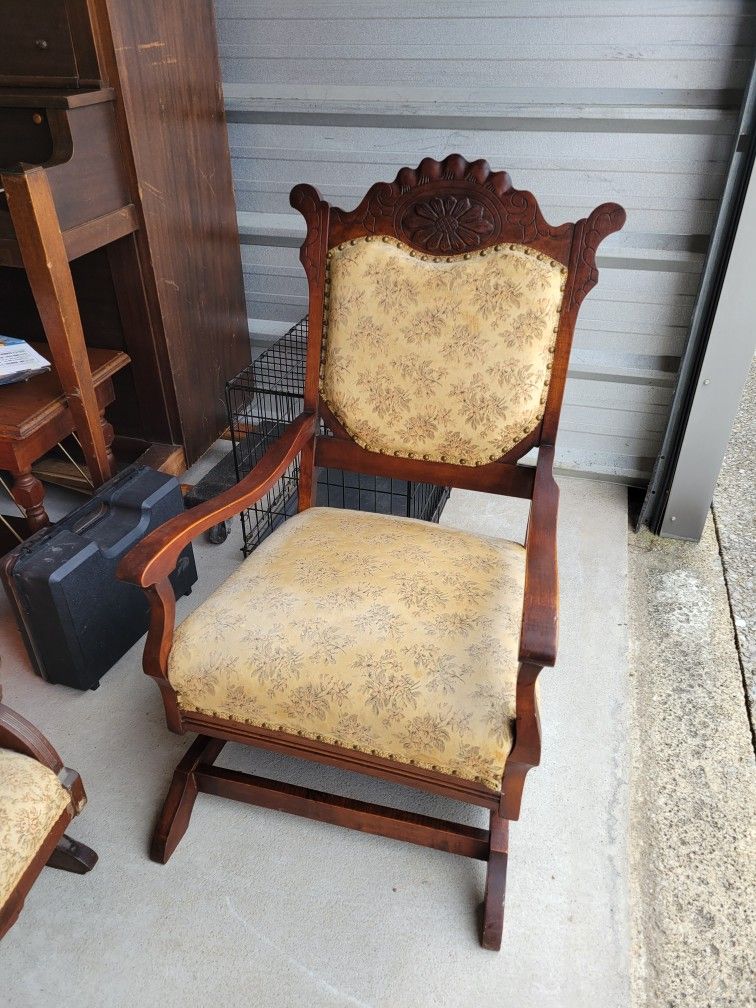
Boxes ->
[321,236,567,465]
[168,507,526,791]
[0,749,70,906]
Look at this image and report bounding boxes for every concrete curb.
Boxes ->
[628,518,756,1007]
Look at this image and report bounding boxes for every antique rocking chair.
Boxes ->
[0,688,97,938]
[119,155,624,950]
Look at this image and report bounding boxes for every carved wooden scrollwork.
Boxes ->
[290,183,327,279]
[326,154,575,259]
[570,203,626,308]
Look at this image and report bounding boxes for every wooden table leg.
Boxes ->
[100,409,116,470]
[10,468,49,533]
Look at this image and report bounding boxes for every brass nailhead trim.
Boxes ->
[324,233,569,465]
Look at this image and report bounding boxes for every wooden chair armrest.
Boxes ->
[0,702,64,774]
[0,702,86,814]
[519,445,559,667]
[117,411,318,589]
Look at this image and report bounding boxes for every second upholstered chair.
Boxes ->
[119,155,624,950]
[0,688,97,939]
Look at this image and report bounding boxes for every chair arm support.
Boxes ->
[519,445,559,667]
[117,411,318,589]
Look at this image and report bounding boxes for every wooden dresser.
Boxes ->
[0,0,250,486]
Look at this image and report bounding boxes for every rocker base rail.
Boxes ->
[151,733,510,950]
[195,763,491,861]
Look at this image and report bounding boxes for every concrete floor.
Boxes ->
[0,463,631,1008]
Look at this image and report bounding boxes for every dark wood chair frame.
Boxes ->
[118,155,625,950]
[0,693,97,939]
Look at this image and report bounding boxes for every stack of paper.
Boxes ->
[0,336,51,387]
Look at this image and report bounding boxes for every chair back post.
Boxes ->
[291,155,626,503]
[290,185,329,510]
[540,204,627,450]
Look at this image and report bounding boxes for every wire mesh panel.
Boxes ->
[226,318,450,556]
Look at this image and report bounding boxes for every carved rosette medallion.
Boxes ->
[395,191,499,253]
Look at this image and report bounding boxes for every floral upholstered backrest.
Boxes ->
[320,236,567,466]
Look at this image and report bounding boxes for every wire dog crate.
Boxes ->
[226,317,451,556]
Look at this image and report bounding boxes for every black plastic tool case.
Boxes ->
[1,465,197,690]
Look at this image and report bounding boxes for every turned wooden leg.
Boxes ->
[151,735,225,864]
[46,834,98,874]
[10,468,49,533]
[481,811,509,951]
[99,410,116,470]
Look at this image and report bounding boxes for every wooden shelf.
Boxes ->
[0,343,130,441]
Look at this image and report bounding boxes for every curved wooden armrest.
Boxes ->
[0,702,64,774]
[118,411,318,588]
[519,445,559,667]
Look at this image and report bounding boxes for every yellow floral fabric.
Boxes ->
[321,236,566,465]
[168,507,526,790]
[0,749,70,906]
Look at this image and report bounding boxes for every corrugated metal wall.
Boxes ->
[214,0,754,482]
